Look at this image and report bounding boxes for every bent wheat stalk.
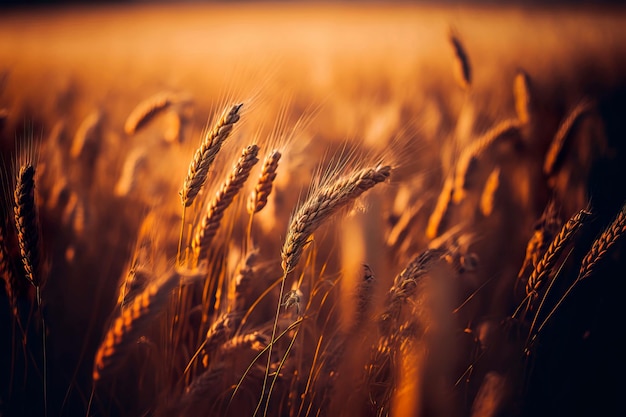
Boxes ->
[281,164,391,274]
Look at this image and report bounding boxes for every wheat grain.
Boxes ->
[191,145,259,259]
[180,103,243,207]
[281,164,391,274]
[247,150,281,214]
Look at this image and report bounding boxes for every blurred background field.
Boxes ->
[1,3,626,417]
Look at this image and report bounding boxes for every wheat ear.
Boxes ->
[479,166,500,217]
[93,269,198,381]
[450,34,471,90]
[543,99,593,176]
[13,164,40,287]
[247,150,281,214]
[578,203,626,281]
[453,119,521,203]
[426,174,454,240]
[191,145,260,259]
[526,209,589,297]
[281,164,391,274]
[514,70,532,125]
[180,103,243,207]
[124,91,175,135]
[379,248,445,332]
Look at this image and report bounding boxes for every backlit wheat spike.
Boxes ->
[450,34,471,90]
[453,119,522,203]
[514,69,532,125]
[426,174,454,240]
[70,110,100,159]
[379,248,446,333]
[517,200,561,279]
[578,203,626,282]
[93,270,185,382]
[124,91,175,135]
[232,249,258,312]
[353,264,376,331]
[180,103,243,207]
[543,99,593,176]
[247,150,281,214]
[479,166,500,217]
[526,209,589,297]
[13,164,40,287]
[281,164,391,274]
[192,145,259,259]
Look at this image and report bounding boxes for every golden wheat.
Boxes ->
[578,202,626,281]
[281,164,391,274]
[247,150,281,215]
[543,99,594,176]
[13,164,40,287]
[180,103,243,207]
[191,145,259,260]
[525,209,589,298]
[453,119,522,203]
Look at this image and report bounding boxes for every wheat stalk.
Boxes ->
[525,209,589,297]
[543,99,593,176]
[578,203,626,281]
[13,164,40,287]
[191,145,260,259]
[453,119,522,203]
[180,103,243,207]
[281,164,391,274]
[247,150,281,214]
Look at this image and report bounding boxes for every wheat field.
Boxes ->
[1,3,626,417]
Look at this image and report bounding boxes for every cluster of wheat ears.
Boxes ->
[1,27,626,417]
